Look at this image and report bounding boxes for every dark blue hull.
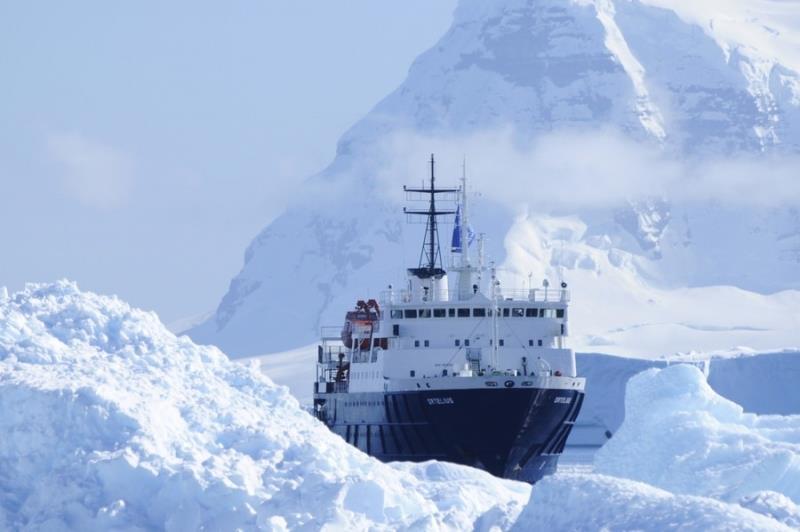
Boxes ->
[313,386,584,483]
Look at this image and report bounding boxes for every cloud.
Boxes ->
[369,127,800,210]
[47,132,133,209]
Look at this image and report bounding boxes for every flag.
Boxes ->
[451,206,475,253]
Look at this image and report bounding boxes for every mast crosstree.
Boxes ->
[404,154,457,279]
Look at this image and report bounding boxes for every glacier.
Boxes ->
[186,0,800,357]
[2,281,798,530]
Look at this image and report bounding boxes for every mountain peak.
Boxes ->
[188,0,800,356]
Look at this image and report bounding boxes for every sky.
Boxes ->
[0,1,457,324]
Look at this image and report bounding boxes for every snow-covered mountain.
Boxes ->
[188,0,800,356]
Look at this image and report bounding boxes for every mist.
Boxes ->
[370,127,800,211]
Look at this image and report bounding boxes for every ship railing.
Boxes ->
[351,350,371,364]
[379,288,570,305]
[319,326,342,340]
[379,289,415,304]
[317,343,347,364]
[314,381,349,394]
[500,288,570,303]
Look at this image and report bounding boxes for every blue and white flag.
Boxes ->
[451,206,475,253]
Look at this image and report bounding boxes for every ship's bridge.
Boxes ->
[315,154,578,395]
[377,286,570,352]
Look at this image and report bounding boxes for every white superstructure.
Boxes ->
[316,156,580,396]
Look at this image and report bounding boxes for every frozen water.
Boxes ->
[595,363,800,525]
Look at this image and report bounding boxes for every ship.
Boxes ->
[312,155,585,483]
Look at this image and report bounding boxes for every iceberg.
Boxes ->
[595,364,800,520]
[513,472,793,531]
[0,281,529,530]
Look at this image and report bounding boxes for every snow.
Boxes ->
[500,213,800,357]
[0,281,531,530]
[514,472,794,531]
[239,344,316,406]
[595,364,800,523]
[638,0,800,75]
[187,0,800,358]
[592,0,667,140]
[574,349,800,448]
[2,281,798,529]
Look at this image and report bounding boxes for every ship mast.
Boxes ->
[459,158,470,268]
[451,158,481,300]
[491,263,499,368]
[404,154,457,279]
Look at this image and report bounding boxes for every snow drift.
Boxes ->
[1,282,795,530]
[514,472,795,531]
[595,364,800,524]
[0,281,529,530]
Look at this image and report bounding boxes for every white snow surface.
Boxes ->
[515,472,794,531]
[2,281,796,530]
[502,214,800,357]
[595,363,800,526]
[0,281,530,530]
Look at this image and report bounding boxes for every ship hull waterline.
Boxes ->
[313,386,584,483]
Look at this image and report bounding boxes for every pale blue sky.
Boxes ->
[0,1,457,323]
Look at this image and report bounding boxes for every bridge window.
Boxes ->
[557,309,565,318]
[448,308,456,317]
[499,339,505,347]
[433,308,446,317]
[543,309,556,318]
[457,308,470,317]
[538,339,543,346]
[391,309,403,319]
[529,339,533,346]
[473,308,486,317]
[424,340,430,347]
[414,340,420,347]
[526,308,538,317]
[464,339,470,347]
[404,309,417,318]
[419,308,432,318]
[502,308,510,317]
[455,339,460,347]
[512,308,524,317]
